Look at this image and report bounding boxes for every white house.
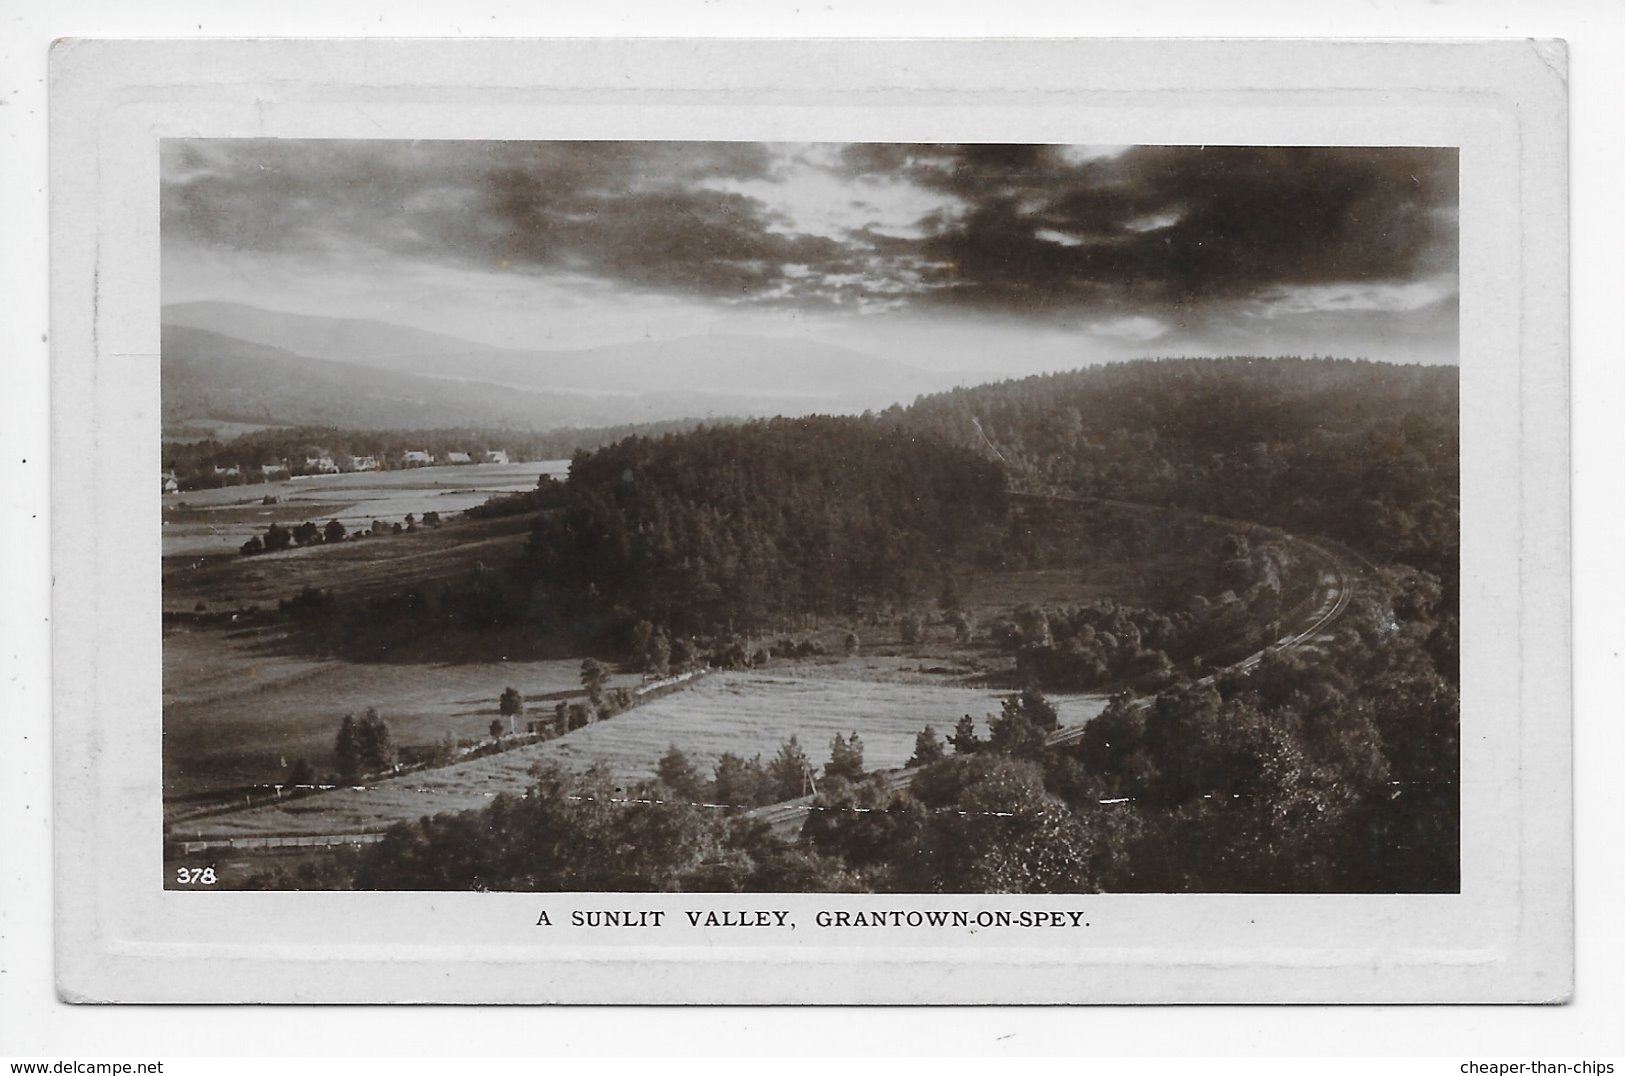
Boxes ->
[212,464,241,478]
[162,471,179,493]
[446,451,473,465]
[303,455,339,474]
[401,450,433,467]
[260,462,289,478]
[351,455,379,472]
[483,449,510,465]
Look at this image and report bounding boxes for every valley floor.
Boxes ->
[169,666,1109,842]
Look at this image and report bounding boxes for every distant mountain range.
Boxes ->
[162,302,960,437]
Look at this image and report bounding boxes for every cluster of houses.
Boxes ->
[397,449,509,468]
[164,448,512,493]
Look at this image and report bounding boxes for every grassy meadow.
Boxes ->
[162,460,569,557]
[175,666,1108,839]
[163,623,642,800]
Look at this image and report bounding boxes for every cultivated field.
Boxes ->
[163,623,641,800]
[176,667,1109,839]
[535,666,1108,781]
[162,511,540,617]
[163,460,569,557]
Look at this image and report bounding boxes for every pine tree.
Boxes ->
[948,714,983,755]
[656,745,706,803]
[355,707,396,773]
[580,659,608,705]
[767,735,813,801]
[907,725,947,768]
[499,687,525,719]
[334,713,361,782]
[825,731,866,782]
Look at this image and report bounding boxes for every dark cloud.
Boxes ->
[162,140,800,294]
[469,167,852,297]
[833,144,1458,315]
[164,140,1457,329]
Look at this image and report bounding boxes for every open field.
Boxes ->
[163,460,569,557]
[162,511,538,615]
[176,667,1109,839]
[163,623,642,800]
[535,666,1107,781]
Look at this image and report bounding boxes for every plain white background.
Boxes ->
[2,0,1620,1058]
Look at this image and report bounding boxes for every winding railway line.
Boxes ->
[748,492,1364,835]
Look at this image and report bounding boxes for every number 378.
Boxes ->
[176,866,217,885]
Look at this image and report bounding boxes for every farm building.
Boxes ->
[260,462,289,478]
[446,451,473,465]
[483,449,510,464]
[303,455,339,474]
[351,455,379,472]
[162,471,179,493]
[401,450,433,467]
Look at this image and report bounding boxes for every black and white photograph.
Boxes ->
[159,137,1462,896]
[35,35,1579,1013]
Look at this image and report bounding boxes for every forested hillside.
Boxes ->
[525,417,1010,635]
[900,357,1459,588]
[518,357,1457,652]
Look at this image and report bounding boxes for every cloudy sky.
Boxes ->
[162,140,1459,373]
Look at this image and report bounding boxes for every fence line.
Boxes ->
[172,831,389,855]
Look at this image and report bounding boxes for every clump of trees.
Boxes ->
[348,761,863,893]
[645,734,822,813]
[464,473,570,521]
[629,621,674,675]
[985,529,1306,692]
[334,708,396,783]
[241,516,413,556]
[795,564,1458,894]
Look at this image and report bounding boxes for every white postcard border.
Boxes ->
[50,37,1570,1004]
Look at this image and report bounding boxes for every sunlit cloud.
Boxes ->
[1088,315,1170,342]
[1035,228,1087,248]
[1255,277,1457,318]
[1055,145,1132,166]
[1124,209,1183,233]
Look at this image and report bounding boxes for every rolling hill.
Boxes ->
[161,302,953,433]
[162,325,628,433]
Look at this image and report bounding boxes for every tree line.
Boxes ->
[241,512,441,556]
